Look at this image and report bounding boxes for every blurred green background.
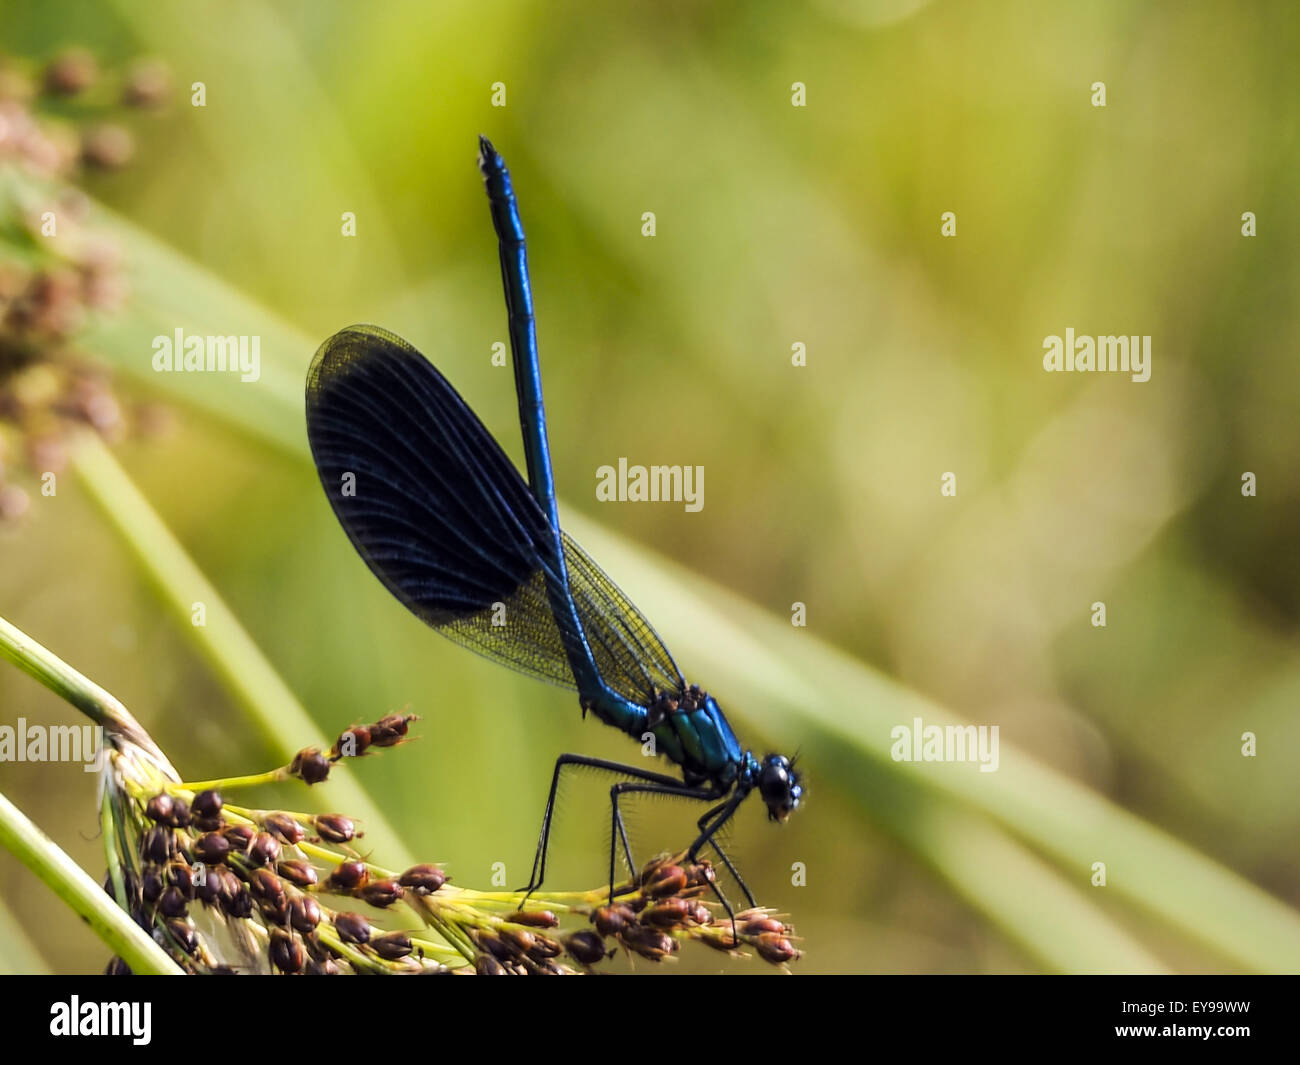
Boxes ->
[1,0,1299,974]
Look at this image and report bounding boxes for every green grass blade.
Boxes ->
[0,789,182,975]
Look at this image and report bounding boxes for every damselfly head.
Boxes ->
[758,753,802,823]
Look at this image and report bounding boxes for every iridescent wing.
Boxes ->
[305,325,683,705]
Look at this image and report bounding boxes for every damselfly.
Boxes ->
[305,137,801,915]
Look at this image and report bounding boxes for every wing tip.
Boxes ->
[308,324,415,391]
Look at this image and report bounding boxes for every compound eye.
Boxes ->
[759,762,790,802]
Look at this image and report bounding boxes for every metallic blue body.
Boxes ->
[480,148,605,704]
[651,695,747,786]
[478,137,745,784]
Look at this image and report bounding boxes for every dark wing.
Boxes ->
[305,325,683,704]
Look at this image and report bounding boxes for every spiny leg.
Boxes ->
[707,841,755,910]
[520,753,702,897]
[605,779,725,905]
[692,800,758,910]
[678,798,743,929]
[521,753,577,896]
[686,789,756,935]
[607,783,630,901]
[687,788,748,866]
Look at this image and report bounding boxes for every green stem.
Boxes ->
[0,790,182,975]
[178,769,289,792]
[406,935,464,966]
[317,928,390,974]
[412,898,477,963]
[100,796,127,911]
[0,614,169,769]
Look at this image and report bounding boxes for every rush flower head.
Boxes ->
[99,710,800,975]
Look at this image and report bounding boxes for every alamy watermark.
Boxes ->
[50,997,150,1044]
[595,458,704,512]
[891,716,999,772]
[151,329,261,382]
[1043,329,1150,383]
[0,719,105,771]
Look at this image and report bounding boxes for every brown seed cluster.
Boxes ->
[462,855,801,974]
[105,779,453,975]
[1,47,175,521]
[106,772,801,975]
[100,708,797,973]
[283,713,420,786]
[589,856,801,966]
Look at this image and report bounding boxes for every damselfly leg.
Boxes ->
[690,796,758,909]
[520,753,742,923]
[520,754,692,895]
